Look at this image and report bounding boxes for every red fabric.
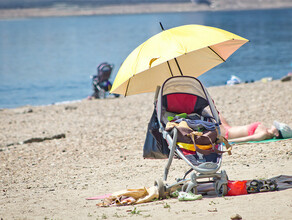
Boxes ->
[180,148,195,155]
[247,122,261,136]
[227,180,248,196]
[179,144,220,155]
[166,94,197,114]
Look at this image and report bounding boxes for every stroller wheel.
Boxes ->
[98,89,106,99]
[182,182,198,194]
[154,179,166,199]
[221,169,229,181]
[182,183,188,192]
[215,181,228,197]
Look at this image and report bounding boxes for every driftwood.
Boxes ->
[4,133,66,147]
[22,133,66,144]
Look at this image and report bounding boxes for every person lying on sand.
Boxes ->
[219,114,292,143]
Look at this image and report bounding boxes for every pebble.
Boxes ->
[230,213,242,220]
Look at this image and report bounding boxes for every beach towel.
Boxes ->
[230,137,292,145]
[268,175,292,190]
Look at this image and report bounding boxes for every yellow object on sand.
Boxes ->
[112,186,159,204]
[111,24,248,96]
[98,186,159,206]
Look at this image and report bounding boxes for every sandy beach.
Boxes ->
[1,79,292,219]
[0,0,292,19]
[1,1,292,219]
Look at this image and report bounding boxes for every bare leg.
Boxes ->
[219,113,231,127]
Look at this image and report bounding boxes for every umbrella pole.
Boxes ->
[159,22,183,76]
[159,22,174,77]
[166,62,174,77]
[159,22,165,31]
[174,59,183,76]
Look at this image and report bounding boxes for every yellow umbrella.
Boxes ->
[111,24,248,96]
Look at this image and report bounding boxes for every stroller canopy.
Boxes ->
[156,76,220,124]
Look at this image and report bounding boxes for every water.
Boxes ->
[0,8,292,108]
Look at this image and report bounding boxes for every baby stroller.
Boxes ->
[151,76,231,198]
[91,62,119,99]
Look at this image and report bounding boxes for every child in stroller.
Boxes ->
[144,76,232,198]
[88,62,120,99]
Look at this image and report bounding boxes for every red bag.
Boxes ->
[227,180,248,196]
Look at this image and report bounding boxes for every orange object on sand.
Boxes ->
[227,180,248,196]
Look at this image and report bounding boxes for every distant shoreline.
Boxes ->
[0,2,292,20]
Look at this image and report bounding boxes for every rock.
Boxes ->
[23,108,33,113]
[65,106,77,110]
[230,213,242,220]
[281,74,292,82]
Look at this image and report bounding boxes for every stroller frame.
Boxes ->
[154,76,228,197]
[90,62,119,99]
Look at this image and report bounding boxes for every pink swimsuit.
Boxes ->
[224,122,261,139]
[224,125,231,139]
[247,122,261,136]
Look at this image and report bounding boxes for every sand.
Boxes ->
[1,2,292,219]
[1,79,292,219]
[0,0,292,19]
